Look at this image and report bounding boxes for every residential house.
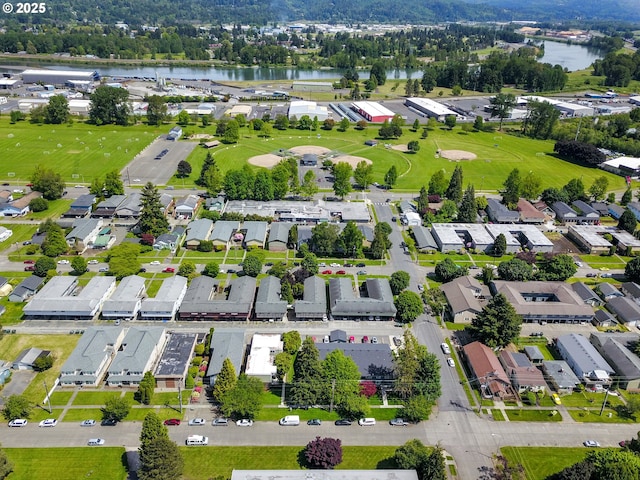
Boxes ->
[441,276,489,323]
[551,201,578,224]
[621,282,640,304]
[462,341,516,400]
[0,276,11,298]
[210,221,240,250]
[316,343,395,380]
[0,190,13,203]
[159,193,174,216]
[0,191,42,217]
[606,296,640,328]
[205,196,225,212]
[542,360,581,394]
[591,202,609,217]
[101,275,146,320]
[178,276,256,321]
[533,201,556,221]
[106,327,167,386]
[523,346,544,365]
[243,221,268,249]
[168,126,182,141]
[139,276,188,321]
[205,329,246,386]
[184,218,213,249]
[516,198,545,224]
[486,198,520,223]
[598,283,623,301]
[62,194,96,218]
[12,347,51,370]
[572,200,600,224]
[329,277,397,321]
[154,333,198,389]
[174,194,199,219]
[114,193,142,218]
[8,275,44,302]
[608,204,625,220]
[92,195,126,218]
[593,309,617,327]
[267,222,291,251]
[571,282,604,307]
[590,332,640,391]
[59,327,125,386]
[357,225,374,248]
[66,218,103,253]
[499,350,547,394]
[0,226,12,242]
[627,202,640,221]
[254,276,287,321]
[154,232,181,252]
[244,333,283,383]
[555,333,614,388]
[294,276,327,321]
[412,226,438,252]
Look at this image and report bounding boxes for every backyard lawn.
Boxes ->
[501,446,589,480]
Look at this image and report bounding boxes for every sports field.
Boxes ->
[0,121,162,185]
[180,125,624,193]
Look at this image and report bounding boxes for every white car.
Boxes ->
[358,418,376,426]
[81,419,96,427]
[330,263,340,267]
[39,418,57,427]
[188,418,206,426]
[88,260,99,265]
[318,262,326,267]
[584,440,600,447]
[88,438,105,446]
[447,357,456,368]
[57,259,70,265]
[236,419,253,427]
[150,261,161,265]
[8,419,27,427]
[441,343,451,355]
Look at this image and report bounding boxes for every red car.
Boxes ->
[336,270,346,275]
[349,336,355,343]
[23,260,34,264]
[162,267,175,273]
[321,270,332,275]
[24,266,35,271]
[164,419,181,426]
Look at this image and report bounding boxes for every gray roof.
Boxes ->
[267,222,292,244]
[329,277,396,318]
[487,198,520,222]
[179,275,256,316]
[66,218,101,242]
[254,276,287,318]
[14,347,47,366]
[571,282,602,304]
[441,276,487,315]
[524,345,545,361]
[622,282,640,299]
[102,275,146,317]
[243,221,268,244]
[185,218,213,242]
[357,225,374,243]
[556,333,614,375]
[399,200,417,213]
[598,283,622,298]
[551,201,576,217]
[294,276,327,317]
[316,343,395,379]
[154,333,197,377]
[607,296,640,324]
[211,220,240,242]
[573,200,599,217]
[71,194,96,208]
[95,195,126,209]
[107,327,166,380]
[591,335,640,384]
[60,327,124,382]
[206,330,246,380]
[140,276,188,316]
[594,309,617,324]
[542,360,581,389]
[115,192,142,217]
[24,276,115,317]
[9,275,45,301]
[412,225,438,250]
[175,194,199,211]
[155,232,179,246]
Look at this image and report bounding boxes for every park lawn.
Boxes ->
[181,446,398,479]
[72,391,125,406]
[49,390,74,406]
[0,121,162,185]
[0,334,79,403]
[504,409,562,422]
[125,407,184,421]
[29,408,64,422]
[578,254,627,268]
[60,408,103,422]
[501,446,588,480]
[3,447,128,480]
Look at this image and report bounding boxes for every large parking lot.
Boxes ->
[123,137,197,186]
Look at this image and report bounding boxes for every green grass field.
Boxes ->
[176,124,624,193]
[180,446,398,479]
[3,447,128,480]
[0,121,162,184]
[501,446,588,480]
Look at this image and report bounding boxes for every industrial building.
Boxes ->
[288,100,329,121]
[600,156,640,177]
[519,95,594,117]
[404,97,464,121]
[351,101,395,122]
[21,68,100,86]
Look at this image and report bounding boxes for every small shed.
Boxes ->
[12,347,51,370]
[364,140,378,146]
[300,153,318,166]
[523,346,544,365]
[168,126,182,141]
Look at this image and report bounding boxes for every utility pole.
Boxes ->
[329,379,336,413]
[599,388,610,416]
[43,381,52,414]
[178,385,183,414]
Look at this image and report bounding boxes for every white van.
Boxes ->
[186,435,209,445]
[279,415,300,426]
[358,418,376,426]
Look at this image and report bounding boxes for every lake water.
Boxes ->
[531,39,603,71]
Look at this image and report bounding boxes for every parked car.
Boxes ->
[356,263,366,267]
[447,358,455,368]
[39,419,57,427]
[101,418,117,426]
[371,337,378,344]
[163,267,175,273]
[584,440,600,447]
[307,419,322,426]
[88,260,99,265]
[318,262,326,267]
[343,263,353,267]
[24,265,35,271]
[23,260,34,264]
[441,343,451,355]
[389,418,408,426]
[330,263,340,267]
[358,418,376,426]
[336,270,346,275]
[188,418,206,426]
[81,419,96,427]
[349,336,355,343]
[236,419,253,427]
[393,337,402,347]
[98,267,109,273]
[323,335,330,343]
[8,419,27,427]
[321,270,332,275]
[356,270,367,275]
[334,419,352,426]
[552,393,562,405]
[150,261,161,265]
[212,418,229,426]
[88,438,105,446]
[586,273,597,278]
[22,240,31,245]
[57,259,70,265]
[362,336,369,343]
[164,419,181,426]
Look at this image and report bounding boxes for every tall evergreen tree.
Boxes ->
[213,357,237,403]
[384,165,398,188]
[139,412,167,451]
[457,185,477,223]
[428,170,448,196]
[445,165,463,203]
[139,182,170,237]
[502,168,521,208]
[138,437,184,480]
[417,186,429,214]
[468,293,523,348]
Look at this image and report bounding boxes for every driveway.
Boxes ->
[0,370,36,404]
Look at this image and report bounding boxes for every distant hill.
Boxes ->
[36,0,640,25]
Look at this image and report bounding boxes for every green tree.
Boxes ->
[2,395,32,421]
[457,185,477,223]
[619,209,638,235]
[488,93,517,130]
[202,262,220,278]
[253,170,274,201]
[493,233,507,257]
[337,221,364,259]
[563,178,586,203]
[139,412,167,451]
[587,449,640,480]
[370,61,387,85]
[271,161,291,200]
[139,182,170,237]
[291,337,324,406]
[435,258,467,283]
[353,161,374,189]
[104,170,125,196]
[136,371,156,405]
[338,117,350,132]
[176,160,192,178]
[107,243,142,280]
[445,165,463,203]
[311,222,340,257]
[420,446,447,480]
[626,257,640,283]
[71,256,88,275]
[34,256,56,277]
[89,85,130,126]
[622,188,633,206]
[498,258,534,281]
[522,99,560,139]
[395,439,430,470]
[322,349,361,404]
[146,95,168,126]
[282,331,302,355]
[468,293,523,348]
[212,358,237,404]
[384,165,398,189]
[428,170,448,196]
[300,170,319,199]
[301,249,319,275]
[332,162,353,199]
[33,355,53,372]
[390,271,411,295]
[444,115,457,130]
[589,176,609,201]
[395,290,423,323]
[31,165,65,200]
[536,254,577,281]
[407,140,420,153]
[243,252,263,277]
[41,223,68,257]
[102,395,131,422]
[274,114,290,130]
[502,168,521,208]
[176,110,191,127]
[138,437,184,480]
[520,171,542,201]
[44,95,69,124]
[223,119,240,143]
[0,448,13,479]
[220,373,264,419]
[473,115,484,131]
